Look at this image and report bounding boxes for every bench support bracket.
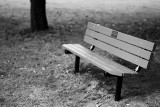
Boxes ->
[75,56,80,74]
[115,76,123,101]
[135,66,141,72]
[64,50,72,54]
[89,45,95,51]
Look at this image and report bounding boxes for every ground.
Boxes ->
[0,0,160,107]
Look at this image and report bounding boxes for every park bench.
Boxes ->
[62,22,155,101]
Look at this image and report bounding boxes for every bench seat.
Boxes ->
[63,44,138,76]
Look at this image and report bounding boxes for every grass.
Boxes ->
[0,3,160,107]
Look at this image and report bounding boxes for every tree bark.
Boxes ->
[30,0,48,32]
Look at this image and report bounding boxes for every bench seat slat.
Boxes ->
[87,22,155,51]
[63,44,138,76]
[84,35,149,68]
[73,44,137,74]
[62,44,138,76]
[86,29,151,60]
[63,44,122,76]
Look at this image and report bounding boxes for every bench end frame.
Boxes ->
[115,76,123,101]
[64,50,72,54]
[75,56,80,74]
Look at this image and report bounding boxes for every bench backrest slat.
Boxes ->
[84,35,149,68]
[86,29,152,60]
[87,22,155,51]
[84,22,155,69]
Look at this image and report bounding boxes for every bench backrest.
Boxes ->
[84,22,155,69]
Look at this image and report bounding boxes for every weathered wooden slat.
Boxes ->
[86,29,152,60]
[87,22,112,36]
[73,44,138,75]
[63,44,122,76]
[84,35,149,68]
[87,22,155,51]
[62,44,138,76]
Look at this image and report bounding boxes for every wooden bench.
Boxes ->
[62,22,155,101]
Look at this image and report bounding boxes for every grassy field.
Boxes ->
[0,0,160,107]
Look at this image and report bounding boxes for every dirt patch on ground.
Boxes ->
[0,0,160,107]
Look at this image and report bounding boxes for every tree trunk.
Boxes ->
[30,0,48,32]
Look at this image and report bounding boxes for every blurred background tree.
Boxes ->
[30,0,48,32]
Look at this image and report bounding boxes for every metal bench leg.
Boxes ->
[75,56,80,74]
[115,76,123,101]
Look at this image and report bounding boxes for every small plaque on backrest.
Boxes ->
[111,30,118,38]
